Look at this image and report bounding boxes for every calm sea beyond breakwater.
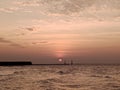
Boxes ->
[0,65,120,90]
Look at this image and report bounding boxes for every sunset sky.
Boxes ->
[0,0,120,64]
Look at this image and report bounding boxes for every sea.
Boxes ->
[0,65,120,90]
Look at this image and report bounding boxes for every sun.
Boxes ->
[58,58,63,62]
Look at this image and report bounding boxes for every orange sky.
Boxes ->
[0,0,120,64]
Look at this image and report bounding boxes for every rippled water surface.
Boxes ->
[0,65,120,90]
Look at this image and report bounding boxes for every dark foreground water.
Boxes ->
[0,65,120,90]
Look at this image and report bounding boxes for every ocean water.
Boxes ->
[0,65,120,90]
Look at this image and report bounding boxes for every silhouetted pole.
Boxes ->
[71,60,73,65]
[64,60,66,65]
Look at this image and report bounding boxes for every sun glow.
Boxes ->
[58,58,63,62]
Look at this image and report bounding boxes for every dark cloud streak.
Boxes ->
[32,41,48,45]
[0,37,24,48]
[25,27,34,31]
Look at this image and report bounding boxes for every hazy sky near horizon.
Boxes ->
[0,0,120,64]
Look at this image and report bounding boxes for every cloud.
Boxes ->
[0,7,20,13]
[20,33,25,36]
[32,41,48,45]
[0,37,24,48]
[16,27,36,34]
[14,1,39,7]
[19,27,36,31]
[25,27,35,31]
[14,0,120,21]
[9,43,24,48]
[39,41,48,43]
[43,0,120,20]
[0,37,11,43]
[1,0,118,21]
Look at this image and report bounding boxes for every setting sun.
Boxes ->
[58,58,63,62]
